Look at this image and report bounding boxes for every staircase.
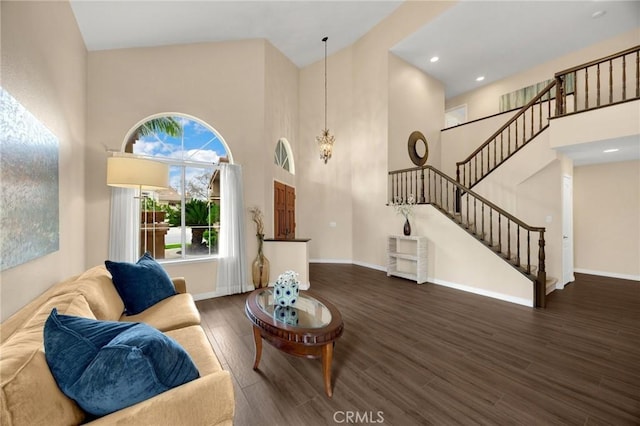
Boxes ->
[389,165,547,307]
[388,45,640,308]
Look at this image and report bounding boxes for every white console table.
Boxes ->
[387,235,427,284]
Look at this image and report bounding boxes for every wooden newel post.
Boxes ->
[536,230,546,308]
[554,76,564,116]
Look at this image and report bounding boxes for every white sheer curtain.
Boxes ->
[216,163,251,295]
[108,187,140,262]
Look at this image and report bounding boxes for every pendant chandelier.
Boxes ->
[316,36,335,164]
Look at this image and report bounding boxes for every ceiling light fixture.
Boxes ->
[430,56,439,63]
[316,36,335,164]
[603,148,619,153]
[476,76,485,82]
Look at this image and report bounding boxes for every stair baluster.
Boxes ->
[389,45,640,309]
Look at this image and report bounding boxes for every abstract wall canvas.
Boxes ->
[0,87,59,271]
[499,75,575,113]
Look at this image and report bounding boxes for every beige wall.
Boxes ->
[574,161,640,279]
[412,205,534,305]
[297,1,453,265]
[388,52,444,172]
[86,40,270,295]
[440,110,518,178]
[0,1,87,321]
[264,42,299,239]
[297,46,354,261]
[515,160,564,286]
[550,100,640,149]
[349,1,452,267]
[446,28,640,121]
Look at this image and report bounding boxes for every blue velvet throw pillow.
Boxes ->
[105,252,177,315]
[44,308,200,417]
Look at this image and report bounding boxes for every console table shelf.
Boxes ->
[387,235,427,284]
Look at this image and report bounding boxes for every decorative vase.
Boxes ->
[251,234,270,288]
[403,218,411,236]
[273,270,300,307]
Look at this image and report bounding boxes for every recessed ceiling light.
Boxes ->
[603,148,619,153]
[591,10,606,19]
[430,56,439,63]
[476,76,485,82]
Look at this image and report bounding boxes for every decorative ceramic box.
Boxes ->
[273,270,299,307]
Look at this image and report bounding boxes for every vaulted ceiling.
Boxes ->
[69,1,639,165]
[70,1,639,100]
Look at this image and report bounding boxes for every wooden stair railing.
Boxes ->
[455,80,557,191]
[389,166,547,308]
[555,44,640,116]
[386,45,640,308]
[456,45,640,192]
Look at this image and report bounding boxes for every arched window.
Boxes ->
[274,138,294,174]
[123,114,231,261]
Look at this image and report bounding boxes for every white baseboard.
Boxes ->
[196,262,536,306]
[194,280,313,301]
[430,278,534,307]
[352,260,386,272]
[309,258,352,264]
[574,268,640,282]
[193,290,227,301]
[310,258,386,272]
[311,260,534,307]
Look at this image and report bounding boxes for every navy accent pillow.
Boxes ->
[105,252,177,315]
[44,309,199,417]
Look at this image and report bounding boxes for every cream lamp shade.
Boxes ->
[106,156,169,190]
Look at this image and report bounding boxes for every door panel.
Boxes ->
[274,182,295,239]
[274,182,286,239]
[285,185,296,238]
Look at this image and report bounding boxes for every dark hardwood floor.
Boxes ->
[196,265,640,425]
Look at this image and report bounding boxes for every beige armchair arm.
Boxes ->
[172,277,187,294]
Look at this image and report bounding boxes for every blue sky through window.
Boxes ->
[134,117,227,163]
[132,116,228,197]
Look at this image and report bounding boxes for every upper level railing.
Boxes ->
[456,80,556,189]
[388,45,640,308]
[389,166,547,308]
[456,45,640,190]
[555,44,640,115]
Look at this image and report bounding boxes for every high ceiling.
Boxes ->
[69,0,403,68]
[392,1,640,99]
[70,0,640,100]
[69,1,639,165]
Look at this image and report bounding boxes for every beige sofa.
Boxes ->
[0,265,235,425]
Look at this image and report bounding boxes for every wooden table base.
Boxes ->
[251,325,336,397]
[245,290,343,399]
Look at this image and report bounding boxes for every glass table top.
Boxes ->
[257,288,332,328]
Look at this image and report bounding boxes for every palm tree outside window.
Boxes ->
[124,114,231,261]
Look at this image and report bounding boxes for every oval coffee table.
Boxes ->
[245,288,344,397]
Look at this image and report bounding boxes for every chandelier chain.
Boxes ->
[317,36,334,164]
[323,36,328,130]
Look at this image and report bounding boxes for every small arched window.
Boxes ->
[123,114,231,261]
[274,138,294,174]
